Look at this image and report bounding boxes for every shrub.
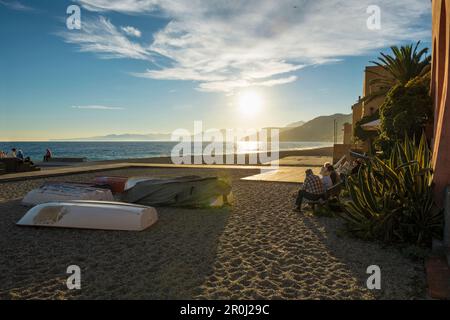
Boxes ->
[377,75,432,155]
[341,133,443,246]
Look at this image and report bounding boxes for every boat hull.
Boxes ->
[22,182,114,206]
[17,201,158,231]
[121,176,233,208]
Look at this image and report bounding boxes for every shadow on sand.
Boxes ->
[0,199,231,299]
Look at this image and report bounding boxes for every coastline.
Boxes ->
[37,146,334,168]
[0,141,333,164]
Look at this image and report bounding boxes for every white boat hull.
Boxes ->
[17,201,158,231]
[22,183,114,206]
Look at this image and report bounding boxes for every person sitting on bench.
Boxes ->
[43,149,52,162]
[320,165,333,190]
[16,149,24,160]
[327,165,340,185]
[9,148,17,158]
[295,169,326,212]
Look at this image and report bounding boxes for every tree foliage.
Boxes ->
[353,110,379,143]
[377,75,432,153]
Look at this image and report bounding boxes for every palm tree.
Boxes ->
[364,41,431,101]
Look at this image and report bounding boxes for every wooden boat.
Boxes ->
[22,182,114,206]
[17,201,158,231]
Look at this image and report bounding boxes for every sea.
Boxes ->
[0,141,332,162]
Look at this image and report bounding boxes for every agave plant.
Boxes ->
[342,133,443,245]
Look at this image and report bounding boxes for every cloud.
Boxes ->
[197,76,298,93]
[59,16,150,60]
[121,25,142,37]
[77,0,159,13]
[72,0,431,93]
[0,0,34,11]
[71,105,125,110]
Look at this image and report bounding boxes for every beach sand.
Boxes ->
[0,166,425,300]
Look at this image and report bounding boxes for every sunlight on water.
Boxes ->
[0,141,332,162]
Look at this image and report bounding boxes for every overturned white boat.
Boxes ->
[22,182,114,206]
[17,201,158,231]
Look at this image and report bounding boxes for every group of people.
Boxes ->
[0,148,53,163]
[319,162,340,190]
[0,148,25,160]
[294,158,363,212]
[295,163,340,212]
[0,148,35,167]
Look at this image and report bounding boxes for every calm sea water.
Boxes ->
[0,141,332,162]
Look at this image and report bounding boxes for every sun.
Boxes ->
[238,91,263,116]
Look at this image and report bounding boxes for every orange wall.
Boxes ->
[431,0,450,206]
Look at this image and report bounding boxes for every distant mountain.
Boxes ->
[279,113,352,142]
[286,120,305,128]
[53,133,172,141]
[54,114,351,142]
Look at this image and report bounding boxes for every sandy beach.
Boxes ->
[0,165,425,300]
[4,0,449,302]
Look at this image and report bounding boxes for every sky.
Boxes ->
[0,0,432,141]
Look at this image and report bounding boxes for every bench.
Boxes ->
[0,158,40,174]
[47,157,87,163]
[307,182,344,210]
[326,182,344,199]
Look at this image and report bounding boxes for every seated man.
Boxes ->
[295,169,326,212]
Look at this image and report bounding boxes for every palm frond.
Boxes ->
[367,41,431,93]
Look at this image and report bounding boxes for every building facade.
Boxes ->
[431,0,450,208]
[350,66,389,144]
[362,66,391,117]
[333,66,388,161]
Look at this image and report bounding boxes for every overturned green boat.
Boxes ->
[120,176,233,208]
